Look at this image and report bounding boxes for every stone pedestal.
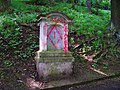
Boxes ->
[35,50,74,81]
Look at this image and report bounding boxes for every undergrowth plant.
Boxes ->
[0,1,111,67]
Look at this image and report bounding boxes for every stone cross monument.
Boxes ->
[35,11,74,81]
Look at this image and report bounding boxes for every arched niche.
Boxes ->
[38,11,71,53]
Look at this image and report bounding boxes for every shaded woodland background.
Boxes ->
[0,0,120,89]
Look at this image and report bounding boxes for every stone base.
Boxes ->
[36,62,73,81]
[35,50,74,81]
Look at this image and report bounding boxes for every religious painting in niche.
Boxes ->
[39,12,70,52]
[47,24,64,50]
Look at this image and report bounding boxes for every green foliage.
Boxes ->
[15,13,38,23]
[70,5,110,37]
[0,1,110,63]
[11,0,25,10]
[99,0,111,10]
[78,0,111,10]
[0,13,38,61]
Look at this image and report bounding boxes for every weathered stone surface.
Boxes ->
[35,50,74,81]
[37,50,73,57]
[36,62,73,81]
[35,50,74,63]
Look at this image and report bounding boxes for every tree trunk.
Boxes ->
[111,0,120,30]
[111,0,120,41]
[86,0,92,13]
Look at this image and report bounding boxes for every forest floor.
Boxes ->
[0,51,120,90]
[0,1,119,90]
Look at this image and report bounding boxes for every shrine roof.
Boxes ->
[37,11,72,23]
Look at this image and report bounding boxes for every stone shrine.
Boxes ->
[35,11,74,81]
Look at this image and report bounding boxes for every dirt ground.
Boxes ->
[67,77,120,90]
[0,51,120,90]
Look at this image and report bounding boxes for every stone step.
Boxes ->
[39,50,73,57]
[38,57,74,63]
[35,50,74,63]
